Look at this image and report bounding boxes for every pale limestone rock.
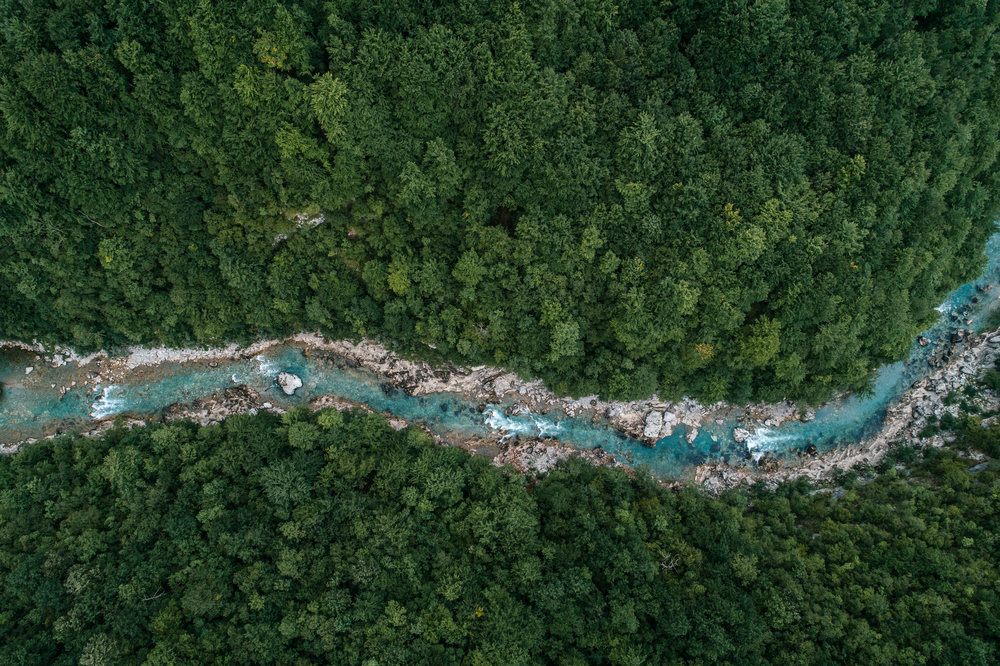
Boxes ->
[277,372,303,395]
[643,411,663,439]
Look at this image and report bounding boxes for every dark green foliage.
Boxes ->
[3,410,1000,665]
[982,369,1000,392]
[961,399,982,414]
[2,1,1000,404]
[918,422,940,438]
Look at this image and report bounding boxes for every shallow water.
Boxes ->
[3,233,1000,478]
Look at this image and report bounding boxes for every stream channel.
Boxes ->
[3,232,1000,479]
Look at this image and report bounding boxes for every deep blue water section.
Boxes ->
[3,232,1000,478]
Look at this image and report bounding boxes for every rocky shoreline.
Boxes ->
[694,326,1000,491]
[3,323,1000,487]
[2,374,632,482]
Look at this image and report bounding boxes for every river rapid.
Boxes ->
[3,233,1000,482]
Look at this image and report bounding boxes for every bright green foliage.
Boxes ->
[2,1,1000,403]
[2,411,999,665]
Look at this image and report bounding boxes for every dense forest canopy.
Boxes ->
[2,0,1000,403]
[2,409,999,665]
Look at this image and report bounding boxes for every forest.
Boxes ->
[2,0,1000,403]
[2,407,999,665]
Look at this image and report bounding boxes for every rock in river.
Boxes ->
[277,372,303,396]
[917,336,931,347]
[733,428,750,443]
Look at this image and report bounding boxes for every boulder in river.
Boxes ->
[277,372,303,396]
[917,336,931,347]
[733,428,750,443]
[951,333,963,344]
[801,410,816,422]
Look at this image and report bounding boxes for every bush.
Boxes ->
[982,369,1000,392]
[919,423,941,439]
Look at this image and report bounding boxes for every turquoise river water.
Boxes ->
[3,233,1000,478]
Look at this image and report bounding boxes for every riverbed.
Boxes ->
[3,233,1000,480]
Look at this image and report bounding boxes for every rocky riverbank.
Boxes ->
[4,376,631,482]
[693,326,1000,491]
[4,323,1000,488]
[0,332,928,454]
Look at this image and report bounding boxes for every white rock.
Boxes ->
[643,411,663,439]
[801,410,816,422]
[686,427,699,444]
[918,336,931,347]
[263,402,273,408]
[24,367,32,374]
[276,372,303,395]
[733,428,751,443]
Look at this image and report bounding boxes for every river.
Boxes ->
[3,233,1000,478]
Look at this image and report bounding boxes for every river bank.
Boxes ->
[694,325,1000,491]
[1,331,799,445]
[2,318,999,487]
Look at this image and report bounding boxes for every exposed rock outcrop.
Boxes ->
[643,411,663,441]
